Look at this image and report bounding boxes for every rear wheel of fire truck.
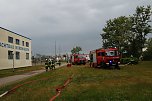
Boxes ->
[100,62,106,68]
[115,63,120,70]
[76,62,79,65]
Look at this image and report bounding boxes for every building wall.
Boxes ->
[0,28,32,70]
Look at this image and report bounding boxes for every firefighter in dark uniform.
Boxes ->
[58,59,61,66]
[51,59,55,70]
[45,59,49,72]
[48,59,53,70]
[57,57,61,66]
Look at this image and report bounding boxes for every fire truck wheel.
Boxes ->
[115,63,120,70]
[100,62,106,68]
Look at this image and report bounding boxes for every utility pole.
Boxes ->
[55,40,56,58]
[58,45,61,57]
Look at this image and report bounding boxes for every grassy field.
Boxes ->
[0,65,44,78]
[0,61,152,101]
[0,62,66,78]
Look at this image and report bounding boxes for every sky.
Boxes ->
[0,0,152,56]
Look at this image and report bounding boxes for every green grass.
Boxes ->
[0,61,152,101]
[0,65,44,78]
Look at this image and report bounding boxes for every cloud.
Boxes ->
[0,0,152,55]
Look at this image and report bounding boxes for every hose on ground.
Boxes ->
[49,74,74,101]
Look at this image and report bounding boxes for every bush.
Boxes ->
[143,50,152,61]
[120,58,130,64]
[131,57,138,64]
[120,57,138,64]
[143,38,152,61]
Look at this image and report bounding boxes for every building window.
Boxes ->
[8,50,13,59]
[26,42,29,47]
[16,39,20,45]
[22,41,24,46]
[8,36,13,43]
[26,53,29,60]
[16,51,20,59]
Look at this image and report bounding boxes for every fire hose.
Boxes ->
[0,76,52,98]
[49,74,74,101]
[0,74,74,101]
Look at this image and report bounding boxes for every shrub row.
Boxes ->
[120,57,138,64]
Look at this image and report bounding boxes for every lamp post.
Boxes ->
[12,53,14,72]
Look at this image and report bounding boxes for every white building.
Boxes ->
[0,27,32,70]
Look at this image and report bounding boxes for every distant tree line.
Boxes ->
[71,46,82,54]
[101,5,152,59]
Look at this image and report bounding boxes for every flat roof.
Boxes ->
[0,27,31,40]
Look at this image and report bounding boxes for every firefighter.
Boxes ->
[51,59,55,70]
[48,59,53,70]
[45,59,49,72]
[58,59,61,66]
[57,57,61,66]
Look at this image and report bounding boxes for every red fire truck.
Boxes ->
[90,48,120,69]
[70,54,87,65]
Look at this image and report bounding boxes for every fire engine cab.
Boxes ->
[70,54,87,65]
[90,48,120,69]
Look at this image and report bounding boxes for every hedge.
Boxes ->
[120,57,138,64]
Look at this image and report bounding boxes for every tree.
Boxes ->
[101,5,152,58]
[101,16,132,52]
[143,38,152,60]
[131,5,152,55]
[71,46,82,54]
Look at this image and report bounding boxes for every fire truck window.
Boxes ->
[102,52,105,56]
[98,52,105,56]
[110,52,114,56]
[106,51,118,56]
